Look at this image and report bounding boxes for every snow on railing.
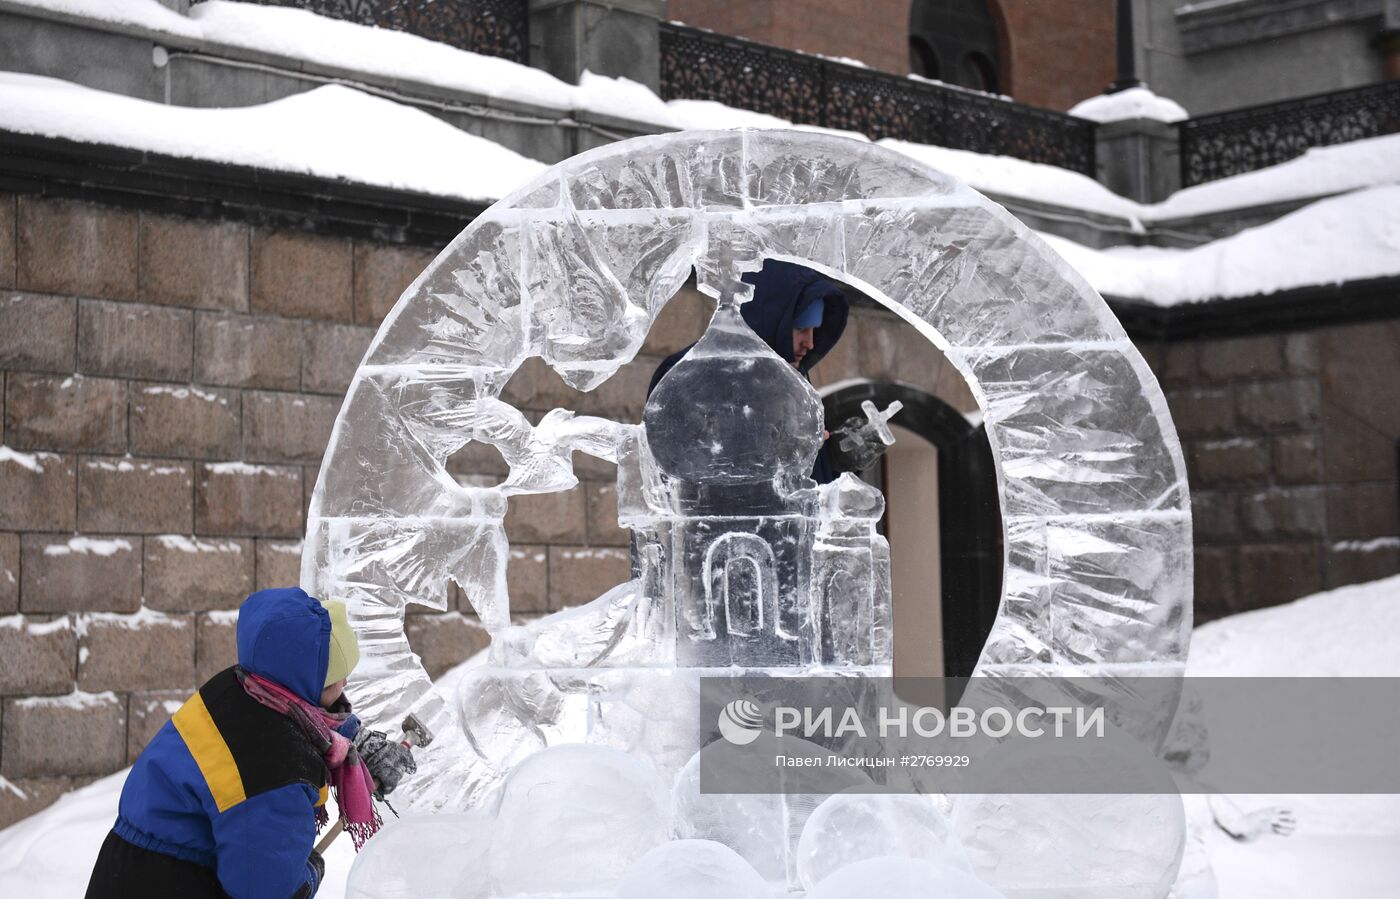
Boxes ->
[245,0,529,63]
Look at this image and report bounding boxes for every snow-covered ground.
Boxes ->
[1184,575,1400,898]
[3,575,1396,897]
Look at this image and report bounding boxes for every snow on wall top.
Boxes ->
[7,0,201,37]
[1069,86,1189,124]
[4,0,1399,305]
[0,73,546,203]
[8,0,1397,221]
[1040,185,1400,306]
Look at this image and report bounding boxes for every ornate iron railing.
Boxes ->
[1179,80,1400,186]
[248,0,529,63]
[658,23,1097,175]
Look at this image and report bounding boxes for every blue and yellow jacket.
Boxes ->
[115,588,337,898]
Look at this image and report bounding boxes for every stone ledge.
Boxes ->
[0,129,481,247]
[1176,0,1382,54]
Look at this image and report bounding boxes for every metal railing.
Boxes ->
[658,23,1098,176]
[247,0,529,64]
[1179,80,1400,186]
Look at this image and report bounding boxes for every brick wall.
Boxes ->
[1148,327,1400,622]
[666,0,1117,110]
[669,0,914,74]
[993,0,1116,110]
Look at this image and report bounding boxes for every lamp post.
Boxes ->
[1107,0,1145,93]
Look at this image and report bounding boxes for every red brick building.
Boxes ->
[668,0,1117,110]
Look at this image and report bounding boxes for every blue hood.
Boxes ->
[236,587,330,705]
[739,260,849,375]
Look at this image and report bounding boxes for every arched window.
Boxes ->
[823,382,1002,679]
[704,532,779,639]
[908,0,1003,93]
[962,51,999,93]
[909,35,941,79]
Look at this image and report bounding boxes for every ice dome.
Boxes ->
[645,301,823,489]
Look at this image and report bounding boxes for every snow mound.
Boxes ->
[0,73,546,202]
[1040,185,1400,305]
[1070,86,1189,124]
[882,136,1144,221]
[1188,573,1400,677]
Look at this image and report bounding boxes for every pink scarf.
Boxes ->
[236,668,380,849]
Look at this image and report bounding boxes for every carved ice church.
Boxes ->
[621,295,893,671]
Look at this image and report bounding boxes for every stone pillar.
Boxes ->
[528,0,666,92]
[1094,117,1181,205]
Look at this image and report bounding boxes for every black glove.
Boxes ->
[294,850,324,898]
[353,729,417,797]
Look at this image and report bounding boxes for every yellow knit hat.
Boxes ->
[321,600,360,688]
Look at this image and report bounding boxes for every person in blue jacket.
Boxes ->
[85,587,415,898]
[649,259,851,483]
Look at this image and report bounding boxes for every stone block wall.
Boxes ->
[1148,326,1400,622]
[0,192,453,826]
[0,189,986,824]
[4,188,1397,826]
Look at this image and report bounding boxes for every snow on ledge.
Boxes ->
[5,0,1400,230]
[1069,86,1189,124]
[0,72,546,203]
[0,446,55,473]
[0,615,72,635]
[1038,185,1400,306]
[13,690,120,710]
[3,0,201,37]
[74,607,189,636]
[203,461,309,477]
[154,534,245,554]
[41,537,134,558]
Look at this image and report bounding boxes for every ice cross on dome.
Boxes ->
[707,241,755,308]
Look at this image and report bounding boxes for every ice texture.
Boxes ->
[806,857,1010,899]
[344,814,494,899]
[672,735,873,885]
[489,744,671,896]
[952,738,1186,898]
[796,793,969,890]
[305,129,1192,894]
[616,840,773,899]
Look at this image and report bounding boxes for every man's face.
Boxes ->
[792,327,816,368]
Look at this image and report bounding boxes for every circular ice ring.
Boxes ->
[303,129,1192,734]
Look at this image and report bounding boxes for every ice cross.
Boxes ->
[709,242,751,308]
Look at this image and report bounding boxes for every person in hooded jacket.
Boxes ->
[85,587,416,898]
[649,259,852,483]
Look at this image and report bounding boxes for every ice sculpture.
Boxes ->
[313,129,1193,896]
[345,814,493,899]
[615,840,771,899]
[796,793,969,890]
